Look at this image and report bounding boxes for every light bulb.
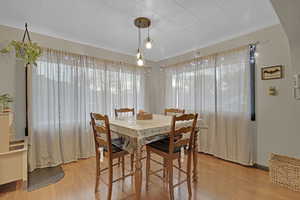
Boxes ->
[145,37,152,49]
[146,41,152,49]
[137,59,144,66]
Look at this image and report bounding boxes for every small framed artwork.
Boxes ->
[261,65,283,80]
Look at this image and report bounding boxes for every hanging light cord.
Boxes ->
[138,27,141,49]
[22,23,32,43]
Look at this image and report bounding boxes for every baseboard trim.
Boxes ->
[254,163,269,171]
[198,152,270,171]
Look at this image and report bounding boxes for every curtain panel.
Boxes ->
[28,48,146,171]
[164,47,254,166]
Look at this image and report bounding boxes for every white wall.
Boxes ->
[268,0,300,163]
[157,24,300,166]
[0,24,154,140]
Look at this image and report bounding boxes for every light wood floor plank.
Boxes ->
[1,154,300,200]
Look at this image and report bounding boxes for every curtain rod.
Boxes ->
[40,47,151,68]
[161,42,259,68]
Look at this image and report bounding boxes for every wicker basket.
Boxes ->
[269,153,300,192]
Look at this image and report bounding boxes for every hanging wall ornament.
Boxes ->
[1,23,42,66]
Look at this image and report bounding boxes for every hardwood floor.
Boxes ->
[1,153,299,200]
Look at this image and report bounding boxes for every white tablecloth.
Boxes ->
[109,114,206,153]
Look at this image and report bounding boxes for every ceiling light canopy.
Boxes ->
[134,17,153,66]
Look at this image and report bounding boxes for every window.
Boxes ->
[32,49,145,127]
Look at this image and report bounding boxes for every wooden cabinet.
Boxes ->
[0,113,28,188]
[0,113,10,153]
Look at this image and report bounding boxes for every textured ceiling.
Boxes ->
[0,0,279,61]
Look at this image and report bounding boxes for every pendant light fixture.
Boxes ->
[134,17,152,66]
[145,27,153,49]
[136,26,143,66]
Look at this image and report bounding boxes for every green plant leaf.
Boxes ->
[0,40,42,66]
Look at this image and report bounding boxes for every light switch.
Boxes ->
[269,86,277,96]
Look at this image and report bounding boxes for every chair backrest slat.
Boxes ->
[175,113,194,121]
[169,113,198,154]
[96,137,108,147]
[90,112,113,155]
[164,108,185,116]
[174,126,192,136]
[95,125,107,134]
[93,113,107,121]
[115,108,135,118]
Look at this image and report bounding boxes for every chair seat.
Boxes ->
[148,138,184,153]
[101,138,124,153]
[111,138,124,149]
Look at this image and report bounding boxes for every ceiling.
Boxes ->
[0,0,279,61]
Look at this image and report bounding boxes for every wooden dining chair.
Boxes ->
[146,113,198,200]
[164,108,185,170]
[90,113,133,200]
[115,108,135,118]
[164,108,185,116]
[114,108,135,171]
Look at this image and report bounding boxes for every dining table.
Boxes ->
[109,114,208,200]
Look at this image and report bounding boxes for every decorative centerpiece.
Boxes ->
[0,93,13,113]
[137,110,153,120]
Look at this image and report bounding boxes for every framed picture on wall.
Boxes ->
[261,65,283,80]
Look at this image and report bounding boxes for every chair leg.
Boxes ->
[168,159,174,200]
[163,158,169,182]
[122,156,125,179]
[193,132,198,182]
[118,157,121,167]
[146,149,150,191]
[95,153,100,192]
[163,158,166,180]
[187,152,192,198]
[108,159,113,200]
[178,156,181,169]
[130,154,134,172]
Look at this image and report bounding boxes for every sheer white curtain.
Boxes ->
[165,58,216,154]
[164,47,254,165]
[214,49,253,165]
[28,49,145,171]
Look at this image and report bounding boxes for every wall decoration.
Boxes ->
[0,23,42,66]
[261,65,283,80]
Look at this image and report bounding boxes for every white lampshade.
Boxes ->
[145,37,153,49]
[146,41,152,49]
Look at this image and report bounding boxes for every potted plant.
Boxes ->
[0,40,42,66]
[0,93,13,113]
